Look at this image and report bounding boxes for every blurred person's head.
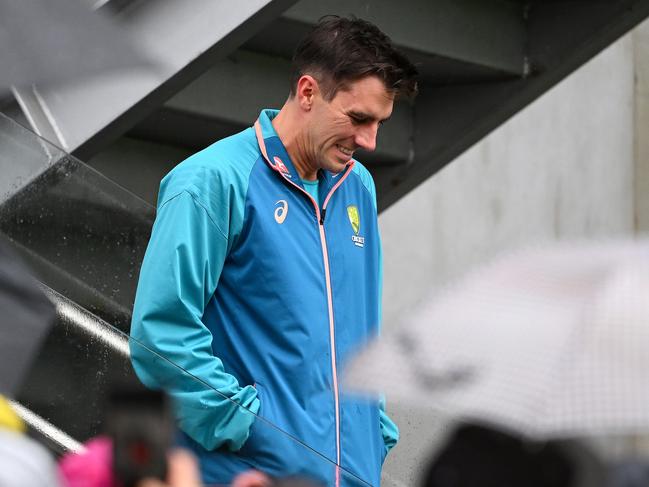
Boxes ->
[0,396,60,487]
[421,422,605,487]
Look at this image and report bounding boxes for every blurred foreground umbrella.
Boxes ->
[0,236,55,397]
[0,0,153,92]
[346,239,649,440]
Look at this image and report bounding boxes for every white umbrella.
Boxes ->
[346,239,649,440]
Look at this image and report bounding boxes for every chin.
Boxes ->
[326,162,348,174]
[321,151,351,174]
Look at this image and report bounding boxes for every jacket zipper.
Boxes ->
[254,119,353,486]
[316,211,340,487]
[278,167,354,487]
[317,165,354,487]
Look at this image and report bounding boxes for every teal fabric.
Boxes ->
[130,130,261,451]
[131,109,399,485]
[301,178,319,205]
[379,397,399,452]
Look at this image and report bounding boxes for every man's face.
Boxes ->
[307,75,394,174]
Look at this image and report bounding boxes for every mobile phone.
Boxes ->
[107,387,171,487]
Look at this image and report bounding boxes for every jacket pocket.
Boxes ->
[239,383,270,455]
[238,382,290,472]
[239,383,319,475]
[238,383,330,482]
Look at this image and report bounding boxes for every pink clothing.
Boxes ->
[59,436,115,487]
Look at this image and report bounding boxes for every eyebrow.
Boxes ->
[348,110,391,124]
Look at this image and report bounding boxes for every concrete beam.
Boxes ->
[278,0,526,77]
[19,0,299,159]
[166,50,291,129]
[634,18,649,232]
[139,49,413,164]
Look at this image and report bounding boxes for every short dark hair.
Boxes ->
[422,423,582,487]
[289,16,418,101]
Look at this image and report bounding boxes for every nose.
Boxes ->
[354,123,379,152]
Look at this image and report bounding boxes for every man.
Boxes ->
[130,16,417,487]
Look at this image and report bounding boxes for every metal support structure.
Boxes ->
[247,0,527,81]
[374,0,649,211]
[8,400,85,455]
[132,49,413,165]
[8,285,128,456]
[43,285,130,358]
[11,86,66,148]
[18,0,299,160]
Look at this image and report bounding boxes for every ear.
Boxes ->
[295,75,319,111]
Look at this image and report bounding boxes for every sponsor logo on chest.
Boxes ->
[274,200,288,224]
[273,156,292,179]
[347,205,365,248]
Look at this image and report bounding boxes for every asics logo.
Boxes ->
[274,200,288,224]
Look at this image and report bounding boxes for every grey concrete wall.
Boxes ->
[635,20,649,232]
[379,29,637,487]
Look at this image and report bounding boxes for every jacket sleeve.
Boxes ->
[379,398,399,453]
[129,190,259,451]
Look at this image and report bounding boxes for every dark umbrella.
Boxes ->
[0,236,55,397]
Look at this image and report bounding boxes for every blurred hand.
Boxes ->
[231,470,272,487]
[137,449,202,487]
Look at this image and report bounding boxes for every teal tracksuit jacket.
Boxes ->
[130,109,398,486]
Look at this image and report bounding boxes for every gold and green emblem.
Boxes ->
[347,205,360,235]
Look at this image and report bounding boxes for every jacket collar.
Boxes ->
[254,109,354,199]
[254,109,301,184]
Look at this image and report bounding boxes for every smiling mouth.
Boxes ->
[336,144,354,157]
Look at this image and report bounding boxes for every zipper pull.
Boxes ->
[319,208,327,225]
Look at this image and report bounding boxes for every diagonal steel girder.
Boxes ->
[131,0,527,168]
[374,0,649,211]
[14,0,299,160]
[248,0,527,81]
[132,49,414,166]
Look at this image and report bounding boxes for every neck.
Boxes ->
[272,101,318,181]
